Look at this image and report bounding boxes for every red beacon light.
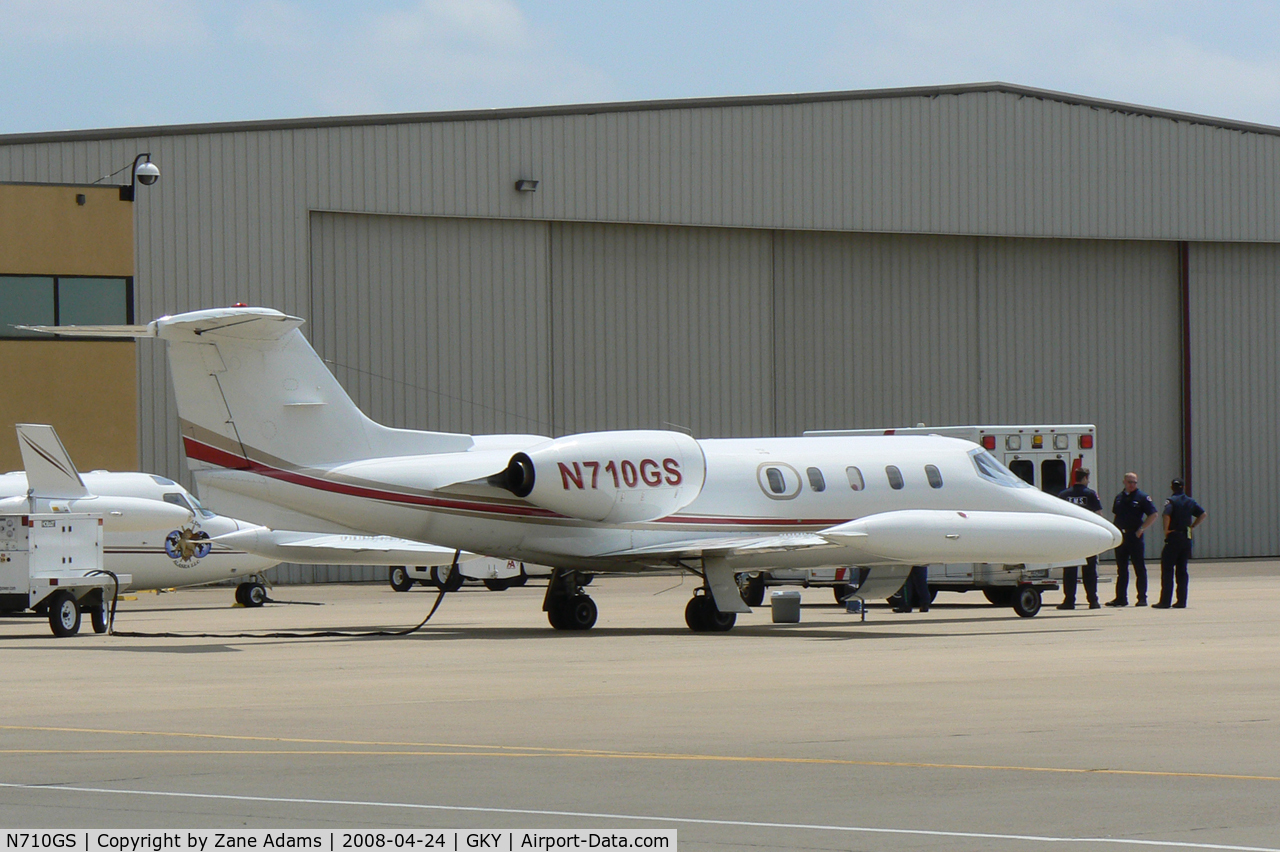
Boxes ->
[1079,434,1094,449]
[981,435,996,450]
[232,302,248,308]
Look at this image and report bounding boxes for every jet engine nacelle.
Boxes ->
[493,431,707,524]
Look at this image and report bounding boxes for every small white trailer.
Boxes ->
[0,512,128,636]
[389,557,555,593]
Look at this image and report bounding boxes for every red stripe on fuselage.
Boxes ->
[181,436,850,530]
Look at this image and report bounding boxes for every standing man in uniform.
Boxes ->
[1107,472,1159,607]
[1155,479,1206,609]
[1057,467,1103,610]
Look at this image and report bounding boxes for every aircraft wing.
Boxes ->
[212,527,473,565]
[604,533,838,559]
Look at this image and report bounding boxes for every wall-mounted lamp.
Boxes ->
[514,179,539,192]
[119,153,160,201]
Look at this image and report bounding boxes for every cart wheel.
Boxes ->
[484,577,513,591]
[90,603,109,634]
[388,566,414,592]
[1012,585,1042,618]
[48,592,81,637]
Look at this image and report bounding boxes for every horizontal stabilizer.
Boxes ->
[15,324,155,338]
[213,527,475,566]
[14,424,89,498]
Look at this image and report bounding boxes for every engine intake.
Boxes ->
[492,430,707,523]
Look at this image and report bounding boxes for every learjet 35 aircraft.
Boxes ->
[33,307,1121,632]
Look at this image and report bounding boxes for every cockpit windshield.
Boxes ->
[189,494,217,519]
[969,448,1032,488]
[163,490,217,518]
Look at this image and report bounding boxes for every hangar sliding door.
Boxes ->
[1189,243,1280,558]
[773,231,980,435]
[550,222,774,438]
[309,212,551,437]
[976,238,1183,512]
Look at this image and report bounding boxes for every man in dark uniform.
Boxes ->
[1107,472,1159,607]
[1057,467,1103,609]
[1154,479,1206,608]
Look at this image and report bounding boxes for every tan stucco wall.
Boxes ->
[0,340,138,472]
[0,184,134,276]
[1,183,137,472]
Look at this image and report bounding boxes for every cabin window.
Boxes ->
[846,466,865,491]
[885,465,904,490]
[925,464,944,488]
[757,463,801,499]
[806,467,826,492]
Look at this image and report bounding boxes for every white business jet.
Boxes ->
[1,424,467,606]
[31,308,1121,632]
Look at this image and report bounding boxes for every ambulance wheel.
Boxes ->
[388,566,414,592]
[739,574,765,607]
[983,588,1015,607]
[48,592,81,637]
[833,583,854,605]
[238,582,268,608]
[1012,585,1042,618]
[484,577,513,592]
[90,603,109,634]
[432,565,465,592]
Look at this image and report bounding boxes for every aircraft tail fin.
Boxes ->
[15,424,90,498]
[149,307,474,472]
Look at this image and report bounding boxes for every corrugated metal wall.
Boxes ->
[2,85,1278,563]
[549,222,774,437]
[1189,243,1280,558]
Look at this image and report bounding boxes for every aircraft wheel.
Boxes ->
[484,577,513,592]
[565,595,597,630]
[983,587,1015,606]
[90,602,109,634]
[48,592,81,637]
[575,572,594,587]
[739,574,765,607]
[685,596,710,632]
[388,566,414,592]
[239,582,268,608]
[833,583,854,605]
[1012,585,1042,618]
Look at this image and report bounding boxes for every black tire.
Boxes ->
[685,595,710,632]
[565,595,598,630]
[983,588,1016,607]
[511,566,529,587]
[90,603,109,634]
[433,565,464,592]
[1012,585,1042,618]
[48,592,81,637]
[739,574,765,607]
[388,566,414,592]
[244,582,268,607]
[575,572,594,587]
[484,577,513,592]
[547,602,571,630]
[833,583,854,605]
[234,583,248,605]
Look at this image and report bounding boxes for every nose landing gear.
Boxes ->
[544,569,598,630]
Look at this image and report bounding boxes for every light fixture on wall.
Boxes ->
[514,179,539,192]
[119,153,160,201]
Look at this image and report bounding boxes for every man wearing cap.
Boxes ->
[1057,467,1103,610]
[1107,472,1159,607]
[1154,479,1207,609]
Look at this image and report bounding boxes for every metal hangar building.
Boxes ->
[3,82,1278,572]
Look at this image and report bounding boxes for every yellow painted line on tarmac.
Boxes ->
[3,723,1278,783]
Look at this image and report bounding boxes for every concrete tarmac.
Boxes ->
[2,563,1278,850]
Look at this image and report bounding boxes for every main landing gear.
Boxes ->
[685,588,736,632]
[543,569,598,631]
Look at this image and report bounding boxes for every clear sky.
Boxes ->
[3,1,1279,135]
